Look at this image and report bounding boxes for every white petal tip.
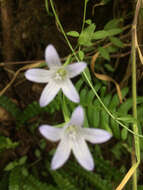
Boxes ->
[75,105,83,112]
[81,62,87,68]
[73,97,80,103]
[39,95,52,107]
[24,70,30,80]
[45,44,61,67]
[103,131,112,142]
[45,44,55,52]
[84,163,94,171]
[87,166,94,171]
[79,160,94,171]
[70,93,80,103]
[51,162,61,170]
[51,165,57,170]
[97,130,112,143]
[39,126,46,136]
[67,96,80,103]
[39,101,47,107]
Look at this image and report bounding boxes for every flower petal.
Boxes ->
[45,45,61,68]
[39,81,60,107]
[83,128,112,144]
[70,106,84,127]
[51,137,71,170]
[62,79,79,103]
[67,62,87,78]
[25,69,54,83]
[72,137,94,171]
[39,125,62,142]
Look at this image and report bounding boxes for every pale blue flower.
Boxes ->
[39,106,112,171]
[25,45,87,107]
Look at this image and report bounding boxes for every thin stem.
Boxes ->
[131,0,141,188]
[62,95,70,122]
[81,0,88,32]
[131,24,140,190]
[45,0,53,16]
[132,25,137,189]
[45,0,50,13]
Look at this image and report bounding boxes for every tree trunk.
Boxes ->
[1,0,14,62]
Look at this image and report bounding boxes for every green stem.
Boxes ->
[81,0,88,32]
[45,0,52,16]
[131,23,140,190]
[62,95,70,123]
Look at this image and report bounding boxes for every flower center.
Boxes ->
[66,125,78,140]
[55,68,67,80]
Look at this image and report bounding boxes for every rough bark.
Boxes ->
[1,0,14,62]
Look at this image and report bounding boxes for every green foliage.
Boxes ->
[67,161,113,190]
[0,136,19,152]
[0,95,60,125]
[78,23,96,46]
[18,96,61,125]
[9,167,56,190]
[98,46,110,61]
[85,19,92,25]
[1,155,123,190]
[110,36,124,47]
[78,50,85,60]
[47,164,79,190]
[104,63,115,72]
[4,156,27,171]
[44,156,124,190]
[92,28,122,40]
[0,95,21,118]
[1,78,143,144]
[93,30,109,40]
[104,19,122,30]
[65,78,143,141]
[67,31,79,37]
[92,153,123,182]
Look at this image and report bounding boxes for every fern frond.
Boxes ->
[0,95,21,118]
[73,80,143,140]
[9,167,57,190]
[18,95,60,125]
[67,161,113,190]
[46,161,79,190]
[9,167,21,190]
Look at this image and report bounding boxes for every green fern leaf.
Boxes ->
[46,161,79,190]
[9,167,21,190]
[0,95,21,119]
[9,167,57,190]
[67,162,113,190]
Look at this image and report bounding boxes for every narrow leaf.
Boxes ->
[85,19,92,25]
[106,28,123,36]
[78,50,85,60]
[78,24,96,46]
[104,19,122,30]
[104,64,115,72]
[93,30,108,40]
[98,47,110,61]
[67,31,79,37]
[110,37,124,47]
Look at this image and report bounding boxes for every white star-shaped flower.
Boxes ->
[25,45,87,107]
[39,106,112,171]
